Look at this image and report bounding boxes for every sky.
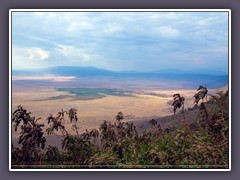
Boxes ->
[12,11,229,73]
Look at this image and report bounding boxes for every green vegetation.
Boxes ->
[56,88,134,100]
[11,90,229,169]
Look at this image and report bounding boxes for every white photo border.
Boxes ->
[9,9,231,171]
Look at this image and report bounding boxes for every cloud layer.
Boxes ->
[12,11,229,73]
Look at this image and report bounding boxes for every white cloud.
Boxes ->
[28,47,49,61]
[12,46,50,69]
[55,45,83,57]
[56,45,70,56]
[153,26,181,38]
[103,24,123,34]
[197,16,224,26]
[54,45,96,64]
[82,55,91,62]
[67,21,93,32]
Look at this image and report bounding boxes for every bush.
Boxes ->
[11,90,229,169]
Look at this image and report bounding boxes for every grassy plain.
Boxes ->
[12,78,226,137]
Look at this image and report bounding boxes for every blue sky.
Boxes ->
[12,11,229,73]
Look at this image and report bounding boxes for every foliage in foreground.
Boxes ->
[11,90,229,169]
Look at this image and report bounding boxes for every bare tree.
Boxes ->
[193,85,208,105]
[171,93,185,115]
[67,108,78,123]
[67,108,79,134]
[115,112,123,122]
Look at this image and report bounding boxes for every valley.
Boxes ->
[11,75,228,138]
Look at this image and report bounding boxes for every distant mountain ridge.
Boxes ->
[12,66,228,89]
[12,66,115,77]
[150,69,228,75]
[12,66,228,76]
